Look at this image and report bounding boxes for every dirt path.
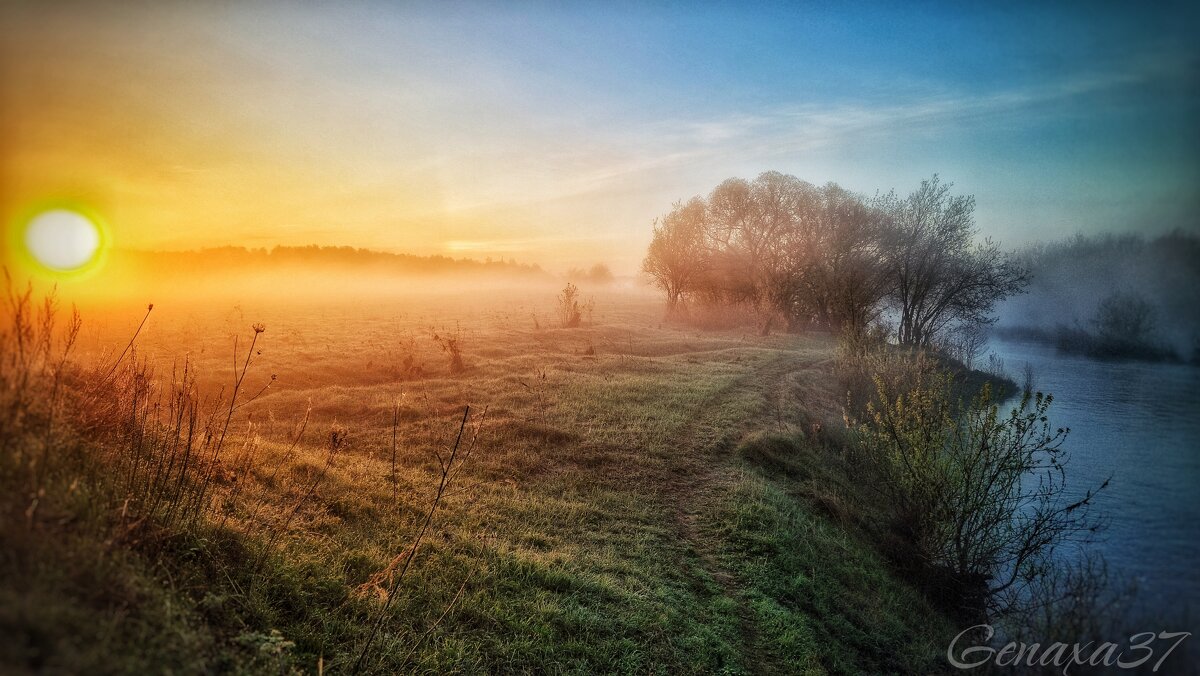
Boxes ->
[657,344,825,673]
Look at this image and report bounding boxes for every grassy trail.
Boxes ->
[601,339,832,673]
[590,336,954,675]
[660,348,807,672]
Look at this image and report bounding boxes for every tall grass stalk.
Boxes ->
[351,404,486,674]
[186,324,266,530]
[101,303,153,383]
[245,407,311,531]
[253,426,345,575]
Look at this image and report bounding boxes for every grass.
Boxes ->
[2,288,964,673]
[714,433,955,674]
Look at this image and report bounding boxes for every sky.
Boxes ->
[1,1,1197,274]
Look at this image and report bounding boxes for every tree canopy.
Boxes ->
[643,172,1026,346]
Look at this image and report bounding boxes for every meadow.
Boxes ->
[2,283,959,674]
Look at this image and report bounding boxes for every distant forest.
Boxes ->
[115,245,547,278]
[997,231,1200,361]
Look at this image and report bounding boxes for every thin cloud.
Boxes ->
[429,52,1191,218]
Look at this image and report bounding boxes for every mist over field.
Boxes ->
[80,246,550,304]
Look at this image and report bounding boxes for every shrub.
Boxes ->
[1092,290,1155,345]
[834,338,932,416]
[556,282,593,328]
[432,327,465,374]
[852,363,1107,618]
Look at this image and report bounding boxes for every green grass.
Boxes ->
[708,433,955,675]
[1,292,962,674]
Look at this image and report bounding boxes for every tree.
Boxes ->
[642,198,708,315]
[643,173,1022,343]
[706,172,817,334]
[878,176,1027,347]
[1092,290,1156,345]
[792,184,890,336]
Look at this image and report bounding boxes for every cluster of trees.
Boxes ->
[566,263,615,285]
[643,172,1026,347]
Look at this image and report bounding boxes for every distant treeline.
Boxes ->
[116,245,547,278]
[997,231,1200,362]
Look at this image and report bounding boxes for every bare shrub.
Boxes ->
[0,276,279,540]
[0,277,82,506]
[518,367,550,426]
[1001,553,1131,646]
[939,321,987,370]
[989,553,1200,675]
[432,326,465,374]
[1021,362,1036,398]
[985,352,1006,379]
[556,282,589,328]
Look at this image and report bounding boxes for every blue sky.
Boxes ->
[2,1,1197,271]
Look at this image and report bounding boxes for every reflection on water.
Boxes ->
[988,338,1200,615]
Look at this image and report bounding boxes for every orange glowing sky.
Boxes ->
[2,2,1197,276]
[0,2,666,273]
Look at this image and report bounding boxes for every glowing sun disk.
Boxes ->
[24,209,102,271]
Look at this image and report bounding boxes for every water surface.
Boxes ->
[988,338,1200,618]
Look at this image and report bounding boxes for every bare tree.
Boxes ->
[878,176,1027,347]
[643,173,1021,344]
[938,321,988,369]
[705,172,816,334]
[796,184,891,336]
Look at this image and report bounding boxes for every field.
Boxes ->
[2,287,956,674]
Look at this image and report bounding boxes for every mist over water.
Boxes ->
[989,336,1200,618]
[997,232,1200,356]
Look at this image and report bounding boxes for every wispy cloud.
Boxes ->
[636,52,1193,173]
[425,51,1192,220]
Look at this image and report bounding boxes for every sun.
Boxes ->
[21,208,106,275]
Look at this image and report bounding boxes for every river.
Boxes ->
[987,337,1200,620]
